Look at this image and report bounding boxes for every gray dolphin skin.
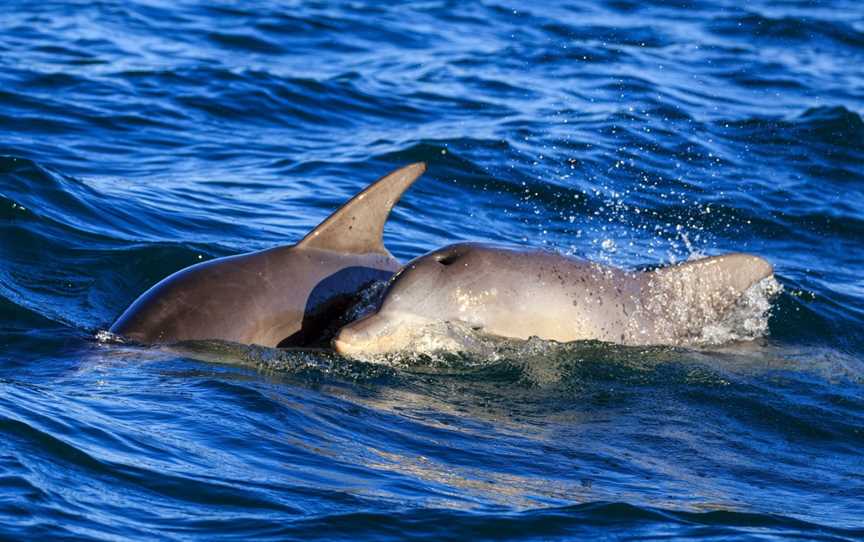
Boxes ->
[110,163,426,347]
[333,242,774,357]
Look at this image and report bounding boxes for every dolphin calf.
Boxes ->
[333,242,774,357]
[111,163,426,348]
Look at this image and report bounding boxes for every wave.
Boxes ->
[0,155,166,243]
[284,502,864,540]
[724,106,864,152]
[708,12,864,49]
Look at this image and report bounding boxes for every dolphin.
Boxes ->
[333,242,774,357]
[110,163,426,348]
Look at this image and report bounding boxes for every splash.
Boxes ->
[695,276,782,345]
[94,329,125,344]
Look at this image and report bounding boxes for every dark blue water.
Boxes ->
[2,1,863,540]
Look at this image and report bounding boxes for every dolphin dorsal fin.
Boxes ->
[649,253,773,296]
[635,253,774,341]
[297,162,426,256]
[643,253,774,325]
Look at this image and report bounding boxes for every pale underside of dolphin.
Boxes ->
[110,162,426,348]
[333,242,775,357]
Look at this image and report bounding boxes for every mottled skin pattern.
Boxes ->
[333,242,774,357]
[111,163,426,347]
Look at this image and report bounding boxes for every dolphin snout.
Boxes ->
[333,314,385,357]
[332,326,364,356]
[334,311,425,358]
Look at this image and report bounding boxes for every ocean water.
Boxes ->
[1,0,863,540]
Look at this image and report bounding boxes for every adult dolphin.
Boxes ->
[333,242,774,357]
[111,162,426,348]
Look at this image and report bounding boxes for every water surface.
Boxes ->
[1,1,863,540]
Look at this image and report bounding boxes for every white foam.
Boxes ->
[94,329,125,344]
[693,276,782,346]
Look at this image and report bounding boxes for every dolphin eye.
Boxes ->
[436,253,459,266]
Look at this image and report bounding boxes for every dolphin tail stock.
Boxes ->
[296,162,427,257]
[641,253,774,334]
